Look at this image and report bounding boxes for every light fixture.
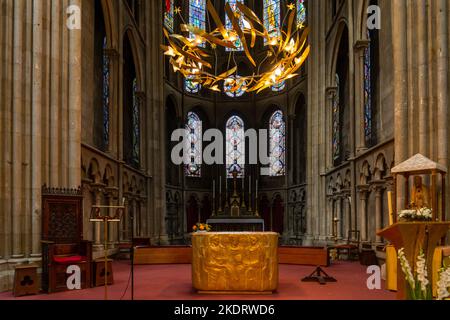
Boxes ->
[161,1,310,94]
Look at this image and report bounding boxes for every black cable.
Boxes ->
[120,263,132,300]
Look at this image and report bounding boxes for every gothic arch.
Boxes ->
[123,172,130,191]
[103,164,115,187]
[260,104,285,125]
[165,94,182,119]
[360,160,371,185]
[335,174,343,191]
[131,176,138,193]
[122,28,144,90]
[223,110,248,129]
[357,0,379,40]
[329,20,350,86]
[98,0,116,48]
[186,106,210,129]
[344,170,351,189]
[327,177,334,195]
[88,158,102,183]
[373,153,386,180]
[289,92,306,116]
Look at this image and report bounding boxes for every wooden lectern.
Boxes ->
[377,222,450,299]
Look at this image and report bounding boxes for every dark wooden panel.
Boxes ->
[278,246,329,266]
[134,246,192,264]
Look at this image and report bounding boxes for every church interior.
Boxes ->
[0,0,450,302]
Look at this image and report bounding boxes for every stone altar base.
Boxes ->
[192,232,278,294]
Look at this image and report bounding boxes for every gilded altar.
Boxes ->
[192,232,278,294]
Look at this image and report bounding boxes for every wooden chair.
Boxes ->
[335,230,360,261]
[41,186,92,293]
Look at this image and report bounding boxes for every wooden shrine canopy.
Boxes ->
[391,153,447,222]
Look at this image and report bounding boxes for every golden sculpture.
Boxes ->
[192,232,278,294]
[161,0,310,94]
[410,176,430,209]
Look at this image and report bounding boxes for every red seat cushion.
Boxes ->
[53,255,87,264]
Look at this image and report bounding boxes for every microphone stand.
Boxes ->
[130,205,134,300]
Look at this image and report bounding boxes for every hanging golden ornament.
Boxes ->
[161,0,310,94]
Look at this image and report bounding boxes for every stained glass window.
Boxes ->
[269,110,286,176]
[271,80,286,92]
[102,36,110,150]
[297,0,306,28]
[226,115,245,178]
[185,112,202,177]
[132,78,140,165]
[364,30,373,146]
[332,74,340,161]
[224,75,246,97]
[185,75,201,93]
[189,0,206,47]
[164,0,174,32]
[264,0,281,45]
[225,0,244,51]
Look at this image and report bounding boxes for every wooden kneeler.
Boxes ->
[301,267,337,285]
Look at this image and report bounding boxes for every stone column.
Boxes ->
[325,87,337,169]
[358,185,370,242]
[327,197,333,240]
[373,183,385,243]
[344,192,352,239]
[30,0,44,259]
[67,0,82,188]
[288,115,296,185]
[92,185,103,249]
[336,196,343,239]
[11,0,25,259]
[391,0,408,207]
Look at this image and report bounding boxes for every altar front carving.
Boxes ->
[192,232,278,294]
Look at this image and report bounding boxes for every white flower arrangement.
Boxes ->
[398,207,432,221]
[436,264,450,300]
[397,248,433,300]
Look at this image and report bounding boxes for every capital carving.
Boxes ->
[354,39,370,51]
[326,86,338,99]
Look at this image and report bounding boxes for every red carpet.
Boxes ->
[0,261,396,300]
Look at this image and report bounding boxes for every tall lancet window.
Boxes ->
[132,78,141,165]
[164,0,174,32]
[185,112,203,177]
[189,0,206,47]
[102,36,110,150]
[123,34,140,168]
[264,0,281,45]
[271,80,285,92]
[185,76,201,94]
[364,8,378,149]
[332,74,340,161]
[226,115,245,178]
[297,0,306,27]
[94,0,109,151]
[269,110,286,176]
[225,0,244,51]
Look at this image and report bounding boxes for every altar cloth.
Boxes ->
[191,232,279,293]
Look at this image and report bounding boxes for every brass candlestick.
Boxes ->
[90,205,123,300]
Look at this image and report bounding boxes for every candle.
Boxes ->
[219,176,222,194]
[249,175,251,194]
[213,180,215,198]
[388,191,394,226]
[256,179,258,198]
[242,175,244,189]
